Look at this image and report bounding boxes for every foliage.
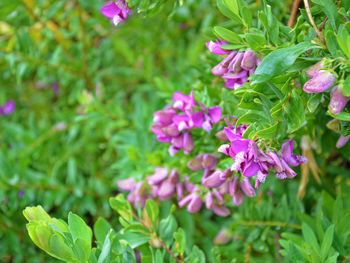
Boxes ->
[0,0,350,262]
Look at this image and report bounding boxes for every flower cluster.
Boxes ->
[303,60,348,115]
[207,39,259,90]
[218,126,307,186]
[0,100,15,115]
[101,0,131,26]
[117,167,193,209]
[152,91,222,155]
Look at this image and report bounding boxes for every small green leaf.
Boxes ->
[302,223,320,252]
[213,26,242,44]
[94,217,112,245]
[49,234,75,262]
[328,111,350,121]
[97,230,112,263]
[144,199,159,231]
[321,225,334,261]
[68,212,92,245]
[342,75,350,96]
[251,42,316,83]
[222,0,239,15]
[245,33,266,51]
[109,194,133,221]
[256,122,279,139]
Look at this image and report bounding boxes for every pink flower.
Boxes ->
[303,70,335,93]
[206,39,230,55]
[328,86,349,115]
[101,0,131,26]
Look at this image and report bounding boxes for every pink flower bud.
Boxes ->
[147,167,168,185]
[117,178,136,191]
[183,132,194,154]
[205,192,213,209]
[202,154,217,170]
[158,180,176,201]
[233,188,245,206]
[336,135,350,148]
[328,86,349,115]
[176,183,184,200]
[206,39,230,55]
[187,155,203,170]
[303,70,335,93]
[187,194,203,213]
[202,170,225,188]
[306,60,325,77]
[240,179,256,197]
[212,204,230,217]
[241,50,257,70]
[216,130,228,141]
[214,229,232,245]
[228,52,244,73]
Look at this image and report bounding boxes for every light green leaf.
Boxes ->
[213,26,242,44]
[321,225,334,261]
[68,212,92,245]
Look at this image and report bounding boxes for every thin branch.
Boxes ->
[288,0,301,27]
[235,220,301,230]
[303,0,326,45]
[244,243,252,263]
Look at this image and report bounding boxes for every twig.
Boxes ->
[244,243,252,263]
[303,0,326,46]
[288,0,301,27]
[235,220,301,230]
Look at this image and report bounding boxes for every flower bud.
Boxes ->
[216,130,228,141]
[202,154,217,170]
[147,167,168,185]
[206,39,230,55]
[205,192,213,209]
[228,52,244,73]
[212,204,230,217]
[214,229,232,245]
[303,70,335,93]
[336,135,350,148]
[232,188,245,206]
[202,170,225,188]
[176,183,184,200]
[183,132,194,154]
[328,86,349,114]
[117,178,136,191]
[326,119,340,132]
[241,50,257,70]
[157,180,175,201]
[187,194,203,213]
[187,155,203,170]
[240,179,256,197]
[306,60,325,77]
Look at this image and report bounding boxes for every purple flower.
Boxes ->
[101,0,131,26]
[179,192,203,213]
[0,100,15,115]
[202,170,225,188]
[303,70,335,93]
[328,86,349,115]
[206,39,230,55]
[152,91,222,155]
[240,178,256,197]
[336,135,350,148]
[209,46,258,90]
[212,204,230,217]
[281,140,308,167]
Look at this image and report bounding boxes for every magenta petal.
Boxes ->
[241,50,257,70]
[158,180,176,201]
[191,111,205,128]
[187,194,203,213]
[2,100,15,115]
[205,192,214,209]
[306,60,325,77]
[206,40,230,55]
[183,132,194,154]
[208,106,222,123]
[233,188,245,206]
[230,139,250,155]
[188,154,204,170]
[202,154,217,170]
[242,161,259,177]
[117,178,136,191]
[101,2,120,18]
[202,170,224,188]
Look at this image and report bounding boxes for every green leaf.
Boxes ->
[97,230,112,263]
[325,253,339,263]
[186,245,206,263]
[302,223,320,252]
[342,75,350,96]
[321,225,334,261]
[256,122,278,139]
[217,0,243,24]
[109,194,133,222]
[325,30,338,56]
[336,27,350,58]
[174,228,186,255]
[311,0,339,30]
[251,42,316,83]
[222,0,239,16]
[120,231,151,249]
[287,89,305,132]
[213,26,242,44]
[245,33,266,51]
[49,234,75,262]
[236,112,268,126]
[144,199,159,231]
[159,215,178,246]
[241,6,252,28]
[23,206,51,222]
[68,212,92,245]
[94,217,112,245]
[74,238,91,262]
[307,93,323,113]
[328,111,350,121]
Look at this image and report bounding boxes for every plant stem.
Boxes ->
[303,0,326,46]
[288,0,301,27]
[235,220,301,230]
